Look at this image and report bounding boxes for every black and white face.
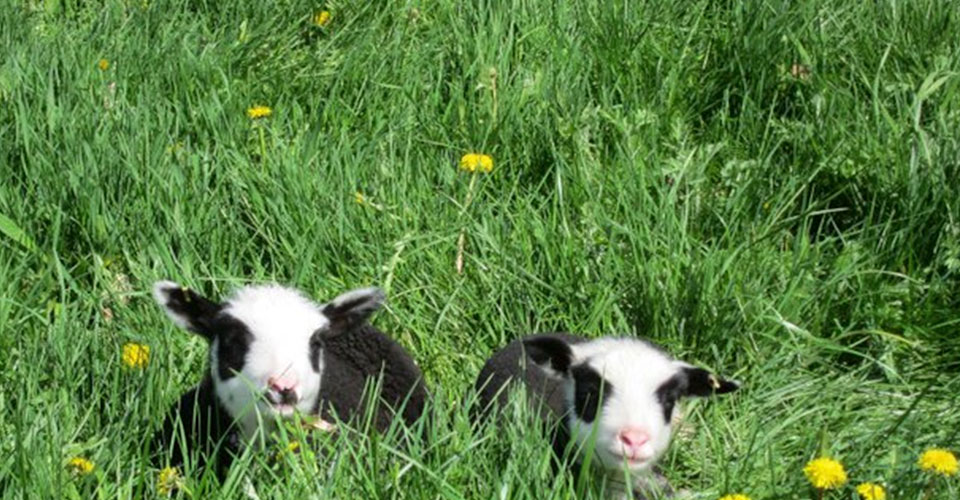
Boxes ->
[524,337,739,473]
[153,281,385,437]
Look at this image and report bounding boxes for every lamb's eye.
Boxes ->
[661,395,678,421]
[216,336,248,379]
[308,331,324,372]
[571,365,607,423]
[210,318,253,380]
[655,376,684,424]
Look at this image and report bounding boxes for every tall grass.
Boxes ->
[1,0,958,498]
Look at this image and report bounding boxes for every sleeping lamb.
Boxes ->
[151,280,428,476]
[473,333,739,499]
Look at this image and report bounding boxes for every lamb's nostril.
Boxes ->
[618,429,650,450]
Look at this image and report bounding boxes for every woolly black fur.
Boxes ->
[314,323,428,432]
[472,333,586,472]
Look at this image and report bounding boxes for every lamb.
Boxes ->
[472,333,739,499]
[150,280,428,476]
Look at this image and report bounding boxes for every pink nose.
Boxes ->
[618,428,650,458]
[268,376,298,394]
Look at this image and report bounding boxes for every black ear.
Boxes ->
[680,366,740,397]
[522,336,575,379]
[152,280,223,339]
[322,287,386,332]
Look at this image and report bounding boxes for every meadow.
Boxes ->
[1,0,959,498]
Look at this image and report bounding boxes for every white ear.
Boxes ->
[152,280,222,338]
[321,287,386,331]
[330,286,385,311]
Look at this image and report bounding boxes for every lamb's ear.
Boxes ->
[678,365,740,397]
[523,336,575,379]
[152,280,222,338]
[322,287,386,331]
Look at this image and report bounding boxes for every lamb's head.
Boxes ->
[153,280,384,433]
[523,336,739,473]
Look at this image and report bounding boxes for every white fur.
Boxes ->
[563,338,680,473]
[214,285,329,441]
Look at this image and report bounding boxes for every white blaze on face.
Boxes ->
[212,285,329,440]
[563,338,681,472]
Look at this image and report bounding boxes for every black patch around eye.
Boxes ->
[571,365,610,423]
[309,330,324,372]
[655,375,684,424]
[213,318,253,380]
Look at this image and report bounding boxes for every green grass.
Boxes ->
[2,0,959,498]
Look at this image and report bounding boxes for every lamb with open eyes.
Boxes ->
[473,333,739,499]
[150,280,428,475]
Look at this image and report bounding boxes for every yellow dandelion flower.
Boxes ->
[919,448,958,476]
[354,191,365,204]
[803,457,847,490]
[856,483,886,500]
[98,59,110,71]
[157,467,181,496]
[313,10,331,27]
[67,457,95,475]
[121,342,150,369]
[718,494,751,500]
[459,153,494,173]
[166,141,184,155]
[247,105,272,119]
[459,153,479,172]
[274,440,302,461]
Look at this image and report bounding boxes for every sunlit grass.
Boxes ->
[1,0,958,498]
